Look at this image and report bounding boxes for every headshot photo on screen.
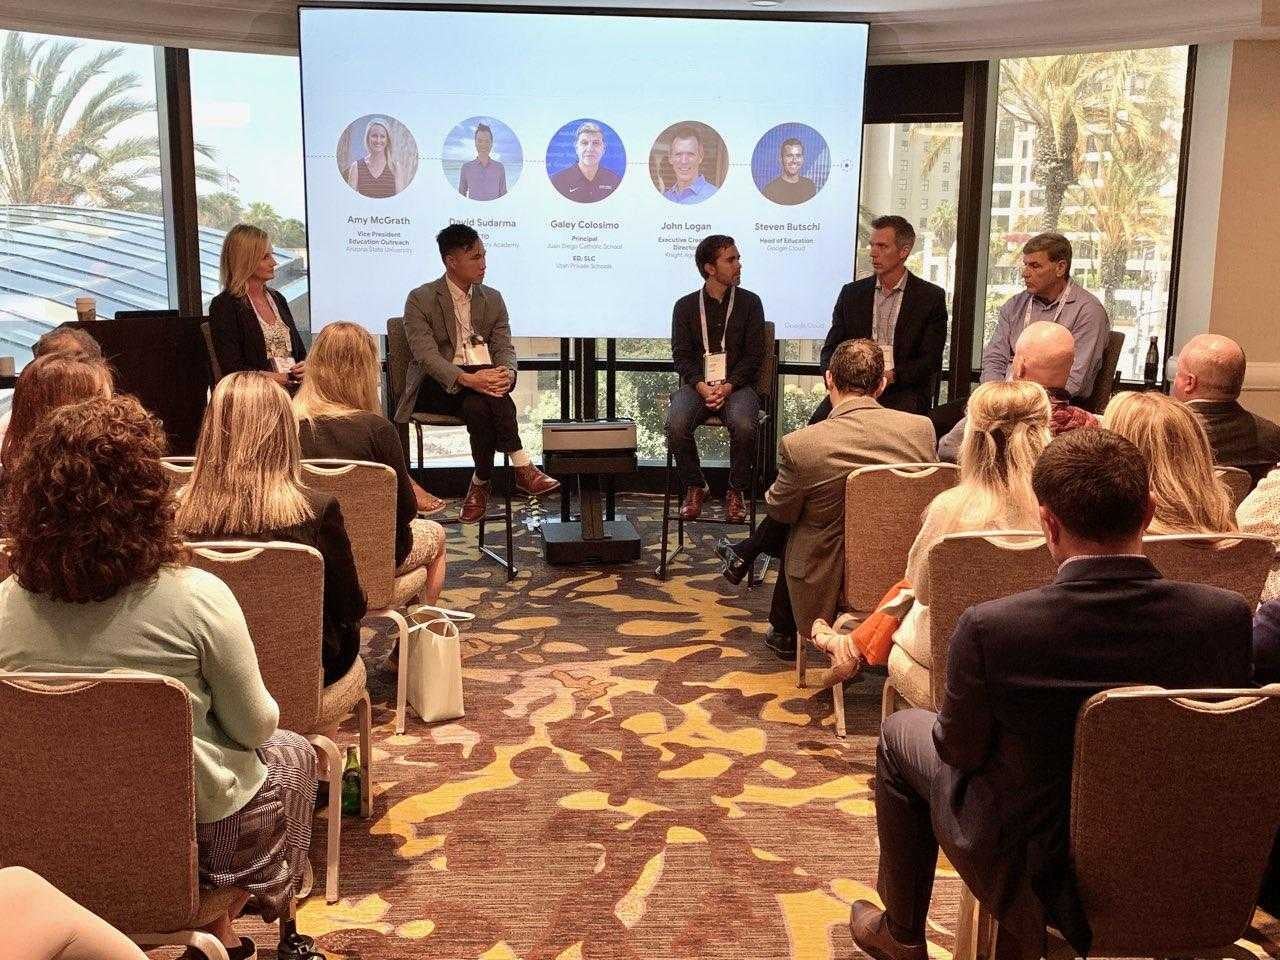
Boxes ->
[751,123,831,206]
[443,116,523,201]
[650,122,728,205]
[337,114,419,199]
[546,119,626,203]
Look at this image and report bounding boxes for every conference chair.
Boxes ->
[385,315,516,581]
[657,321,778,581]
[1083,330,1126,414]
[200,320,223,383]
[301,458,432,735]
[795,462,959,739]
[1216,465,1255,508]
[186,540,372,905]
[884,530,1056,717]
[1143,532,1274,608]
[0,671,251,960]
[0,538,9,581]
[954,685,1280,960]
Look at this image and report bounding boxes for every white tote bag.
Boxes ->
[405,606,466,723]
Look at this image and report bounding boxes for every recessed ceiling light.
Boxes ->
[750,0,782,7]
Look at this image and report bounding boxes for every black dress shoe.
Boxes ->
[764,627,797,659]
[714,538,751,585]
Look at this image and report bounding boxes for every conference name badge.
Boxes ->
[465,337,492,367]
[704,352,727,385]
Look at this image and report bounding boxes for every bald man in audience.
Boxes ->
[937,321,1097,462]
[851,429,1254,960]
[1172,333,1280,480]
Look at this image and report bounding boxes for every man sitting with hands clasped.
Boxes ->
[666,234,766,524]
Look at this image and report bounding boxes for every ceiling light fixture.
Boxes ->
[749,1,782,7]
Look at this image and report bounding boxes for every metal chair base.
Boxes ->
[656,416,769,584]
[413,422,518,582]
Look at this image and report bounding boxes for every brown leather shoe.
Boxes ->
[459,480,490,524]
[849,901,927,960]
[513,464,561,496]
[725,488,747,524]
[679,485,706,521]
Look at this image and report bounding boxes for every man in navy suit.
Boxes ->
[814,215,948,419]
[851,429,1254,960]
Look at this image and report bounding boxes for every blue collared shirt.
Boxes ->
[981,283,1110,397]
[664,174,717,205]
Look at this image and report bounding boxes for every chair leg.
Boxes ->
[503,454,514,582]
[954,883,981,960]
[880,677,901,721]
[795,638,808,688]
[832,680,847,738]
[357,691,373,819]
[414,423,424,478]
[132,931,231,960]
[658,446,674,580]
[311,735,343,904]
[389,609,411,735]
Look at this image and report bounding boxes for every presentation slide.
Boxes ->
[299,7,868,340]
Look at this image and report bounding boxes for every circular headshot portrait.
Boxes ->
[751,123,831,206]
[442,116,523,201]
[545,119,625,204]
[337,114,418,199]
[649,122,728,205]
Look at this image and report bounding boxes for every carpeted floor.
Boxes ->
[226,494,1279,960]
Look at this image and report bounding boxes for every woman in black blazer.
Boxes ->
[209,223,307,385]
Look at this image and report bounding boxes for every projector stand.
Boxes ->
[541,449,642,565]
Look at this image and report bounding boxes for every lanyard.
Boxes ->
[1023,281,1072,329]
[699,286,735,356]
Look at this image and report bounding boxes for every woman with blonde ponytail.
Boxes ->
[887,380,1052,697]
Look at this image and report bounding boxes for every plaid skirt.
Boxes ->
[196,730,316,921]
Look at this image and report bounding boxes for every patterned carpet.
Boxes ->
[226,494,1279,960]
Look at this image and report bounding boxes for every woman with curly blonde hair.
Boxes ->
[1102,390,1236,534]
[0,396,321,960]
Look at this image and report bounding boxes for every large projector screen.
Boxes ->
[299,6,868,340]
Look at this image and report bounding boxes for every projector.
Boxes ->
[542,419,637,453]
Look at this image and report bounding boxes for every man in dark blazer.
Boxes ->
[851,429,1254,960]
[395,223,559,523]
[1172,333,1280,483]
[813,215,948,421]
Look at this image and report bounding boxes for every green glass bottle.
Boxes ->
[340,745,362,817]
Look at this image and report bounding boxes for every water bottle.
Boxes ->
[340,745,362,816]
[1143,337,1160,390]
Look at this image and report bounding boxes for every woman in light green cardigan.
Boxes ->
[0,396,321,960]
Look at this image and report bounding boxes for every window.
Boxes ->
[0,29,171,381]
[981,47,1190,379]
[190,51,308,328]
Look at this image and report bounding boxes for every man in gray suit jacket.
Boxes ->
[762,339,936,647]
[397,224,559,522]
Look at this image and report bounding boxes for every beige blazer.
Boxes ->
[394,275,518,423]
[765,394,937,640]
